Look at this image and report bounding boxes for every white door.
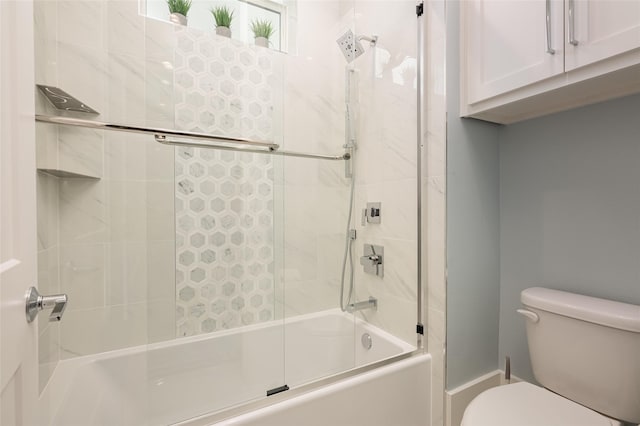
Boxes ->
[463,0,565,104]
[565,0,640,71]
[0,1,38,425]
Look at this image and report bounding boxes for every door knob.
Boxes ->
[25,286,68,323]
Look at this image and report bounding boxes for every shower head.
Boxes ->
[336,30,378,63]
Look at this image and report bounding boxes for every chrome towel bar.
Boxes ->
[36,115,349,161]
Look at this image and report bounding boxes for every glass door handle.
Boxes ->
[25,286,68,323]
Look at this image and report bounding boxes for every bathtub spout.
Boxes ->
[346,297,377,313]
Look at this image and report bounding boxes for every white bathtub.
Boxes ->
[40,309,417,426]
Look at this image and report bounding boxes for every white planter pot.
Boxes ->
[216,26,231,38]
[169,13,187,26]
[255,37,269,48]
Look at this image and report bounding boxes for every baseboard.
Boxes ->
[445,370,523,426]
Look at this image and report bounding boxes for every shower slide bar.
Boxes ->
[35,115,350,161]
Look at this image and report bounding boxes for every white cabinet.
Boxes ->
[566,0,640,71]
[464,0,564,104]
[461,0,640,124]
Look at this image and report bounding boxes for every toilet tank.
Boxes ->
[519,287,640,424]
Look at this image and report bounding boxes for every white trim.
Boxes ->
[239,0,288,52]
[445,371,502,426]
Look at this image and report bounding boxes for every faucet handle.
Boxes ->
[25,287,68,323]
[360,244,384,277]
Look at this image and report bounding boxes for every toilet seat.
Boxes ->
[461,382,621,426]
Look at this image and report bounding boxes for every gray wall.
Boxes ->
[445,0,502,390]
[499,93,640,382]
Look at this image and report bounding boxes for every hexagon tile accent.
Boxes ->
[174,27,280,336]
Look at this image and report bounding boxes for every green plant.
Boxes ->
[211,6,234,27]
[166,0,192,16]
[250,19,275,39]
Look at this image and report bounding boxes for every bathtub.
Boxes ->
[40,309,419,426]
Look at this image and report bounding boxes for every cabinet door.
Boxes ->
[565,0,640,71]
[464,0,565,104]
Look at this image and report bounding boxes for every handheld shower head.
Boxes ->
[336,30,378,63]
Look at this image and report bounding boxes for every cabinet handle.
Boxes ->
[545,0,556,54]
[568,0,579,46]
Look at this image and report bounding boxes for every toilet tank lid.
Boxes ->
[521,287,640,333]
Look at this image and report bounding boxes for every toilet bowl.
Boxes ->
[461,382,623,426]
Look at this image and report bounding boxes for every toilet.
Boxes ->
[461,287,640,426]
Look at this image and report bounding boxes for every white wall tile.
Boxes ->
[58,127,104,178]
[147,241,176,301]
[38,323,60,393]
[148,298,176,343]
[60,303,148,358]
[146,181,175,241]
[59,243,106,310]
[57,41,107,115]
[59,178,107,244]
[145,17,177,62]
[106,0,145,56]
[145,141,175,181]
[34,0,58,85]
[35,122,59,172]
[37,173,60,251]
[57,0,104,50]
[105,241,148,305]
[107,53,147,125]
[145,58,175,126]
[107,180,148,242]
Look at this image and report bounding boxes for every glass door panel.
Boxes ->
[146,16,287,422]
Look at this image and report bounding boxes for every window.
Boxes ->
[145,0,288,51]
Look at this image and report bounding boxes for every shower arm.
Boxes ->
[357,35,378,46]
[35,115,350,161]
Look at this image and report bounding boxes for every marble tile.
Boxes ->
[60,303,148,358]
[35,122,59,172]
[57,0,104,51]
[37,246,61,333]
[146,241,175,301]
[57,41,107,116]
[106,0,145,56]
[58,126,104,178]
[59,243,106,310]
[144,16,177,62]
[354,179,418,242]
[148,298,176,343]
[356,286,418,347]
[107,180,148,242]
[145,140,175,181]
[104,133,154,181]
[106,53,146,125]
[59,178,107,244]
[316,233,347,284]
[37,173,60,251]
[146,181,175,241]
[105,241,149,305]
[426,176,446,312]
[283,279,335,318]
[145,58,175,125]
[424,2,447,424]
[34,0,58,86]
[38,323,60,393]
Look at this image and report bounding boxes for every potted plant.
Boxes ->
[250,19,274,48]
[211,6,234,37]
[167,0,192,26]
